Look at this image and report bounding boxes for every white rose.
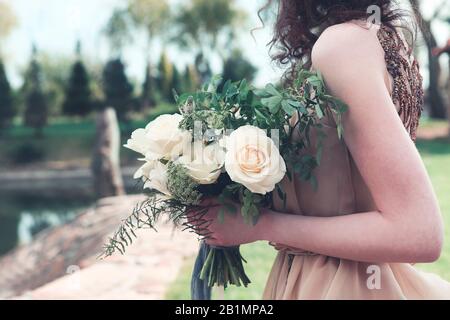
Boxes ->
[178,141,225,185]
[124,114,191,161]
[134,160,171,196]
[224,125,286,194]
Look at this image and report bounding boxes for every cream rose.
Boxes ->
[124,114,191,161]
[178,141,225,185]
[134,160,171,196]
[224,125,286,194]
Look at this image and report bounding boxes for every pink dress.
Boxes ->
[263,23,450,300]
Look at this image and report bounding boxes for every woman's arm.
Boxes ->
[202,24,443,263]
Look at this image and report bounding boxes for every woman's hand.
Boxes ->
[187,198,264,247]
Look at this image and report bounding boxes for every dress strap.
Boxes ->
[376,24,424,141]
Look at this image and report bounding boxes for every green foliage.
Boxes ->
[171,64,182,97]
[23,50,48,137]
[127,0,171,39]
[102,58,134,121]
[9,142,45,164]
[174,0,245,53]
[140,63,156,110]
[194,53,212,83]
[0,2,17,41]
[222,50,257,84]
[183,64,200,93]
[63,60,93,117]
[0,60,15,133]
[103,8,133,55]
[254,68,348,185]
[167,162,202,206]
[157,51,174,102]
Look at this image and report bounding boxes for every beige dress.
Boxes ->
[263,23,450,300]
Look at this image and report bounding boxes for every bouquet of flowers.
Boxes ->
[101,68,347,293]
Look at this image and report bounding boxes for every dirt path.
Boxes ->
[0,195,199,300]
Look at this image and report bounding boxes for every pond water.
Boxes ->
[0,191,95,256]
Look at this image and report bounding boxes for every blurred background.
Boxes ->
[0,0,449,300]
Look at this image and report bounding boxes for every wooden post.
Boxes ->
[91,107,125,198]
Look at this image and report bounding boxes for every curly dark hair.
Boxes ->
[259,0,417,82]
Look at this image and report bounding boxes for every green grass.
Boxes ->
[415,137,450,279]
[166,131,450,300]
[0,104,178,167]
[165,243,277,300]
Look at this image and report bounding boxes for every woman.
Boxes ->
[196,0,450,299]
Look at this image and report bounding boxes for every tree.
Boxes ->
[183,64,200,93]
[157,51,174,101]
[127,0,171,50]
[103,8,133,57]
[141,63,156,110]
[409,0,449,119]
[171,64,182,96]
[222,50,257,84]
[28,53,72,117]
[127,0,171,109]
[0,1,17,134]
[24,46,48,137]
[0,60,15,134]
[63,42,93,117]
[0,2,17,53]
[174,0,246,82]
[102,58,134,122]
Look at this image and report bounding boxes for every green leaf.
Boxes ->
[222,80,232,95]
[253,88,271,97]
[265,83,282,97]
[337,121,344,139]
[239,81,249,100]
[315,104,324,119]
[224,203,238,215]
[332,99,348,113]
[254,107,268,123]
[281,100,296,116]
[249,205,259,217]
[287,100,301,107]
[261,96,283,113]
[218,208,225,224]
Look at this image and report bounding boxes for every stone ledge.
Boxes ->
[0,195,199,300]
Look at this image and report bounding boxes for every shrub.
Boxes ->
[9,143,45,164]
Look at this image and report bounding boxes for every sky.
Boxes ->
[2,0,449,89]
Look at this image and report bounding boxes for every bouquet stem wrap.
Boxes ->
[191,242,212,300]
[191,242,250,300]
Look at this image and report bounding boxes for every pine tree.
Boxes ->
[0,60,15,135]
[24,47,48,137]
[63,42,93,117]
[171,64,182,100]
[194,52,212,84]
[183,64,200,93]
[222,50,257,84]
[102,58,133,121]
[157,51,173,101]
[141,62,155,110]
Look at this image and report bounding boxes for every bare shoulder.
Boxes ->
[311,22,384,70]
